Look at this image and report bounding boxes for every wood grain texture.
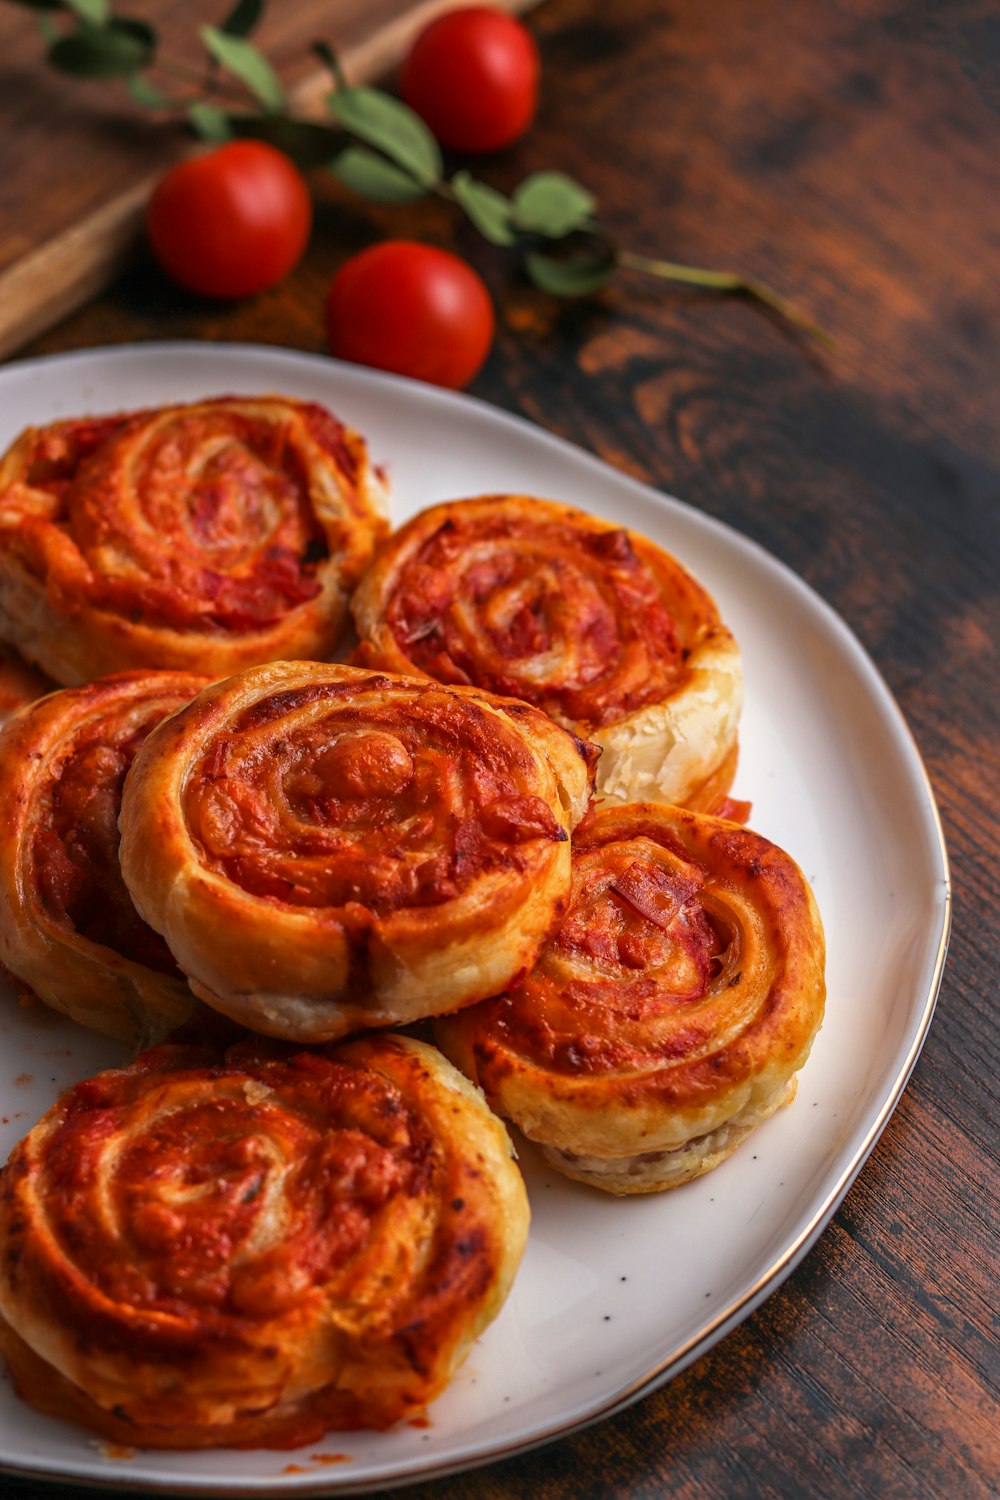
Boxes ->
[2,0,999,1496]
[0,0,538,356]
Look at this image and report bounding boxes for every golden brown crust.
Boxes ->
[0,1033,529,1447]
[0,396,388,684]
[435,802,826,1194]
[119,661,597,1041]
[351,496,742,809]
[0,670,208,1044]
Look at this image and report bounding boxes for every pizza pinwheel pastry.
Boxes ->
[0,1032,529,1448]
[0,395,387,684]
[119,660,597,1041]
[0,671,208,1044]
[351,496,742,810]
[436,803,826,1195]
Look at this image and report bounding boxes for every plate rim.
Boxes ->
[0,341,952,1495]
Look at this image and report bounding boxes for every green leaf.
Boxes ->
[63,0,109,24]
[512,172,597,239]
[331,145,427,203]
[220,0,264,38]
[451,171,515,246]
[311,39,345,90]
[328,86,441,186]
[36,12,59,41]
[525,242,616,298]
[126,72,169,108]
[199,26,284,111]
[48,26,153,77]
[230,113,341,167]
[187,100,234,142]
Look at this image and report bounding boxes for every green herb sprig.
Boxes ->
[8,0,832,347]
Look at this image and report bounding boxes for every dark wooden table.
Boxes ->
[3,0,997,1496]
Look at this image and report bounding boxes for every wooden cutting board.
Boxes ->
[0,0,537,360]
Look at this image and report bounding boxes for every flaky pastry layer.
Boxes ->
[119,660,597,1041]
[542,1078,797,1193]
[0,395,388,684]
[0,1033,529,1447]
[351,495,742,809]
[436,802,826,1194]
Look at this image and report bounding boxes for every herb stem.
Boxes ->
[617,250,833,349]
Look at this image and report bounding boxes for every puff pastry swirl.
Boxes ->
[436,803,826,1194]
[0,396,387,684]
[0,671,207,1044]
[352,496,742,809]
[119,660,597,1041]
[0,1032,529,1447]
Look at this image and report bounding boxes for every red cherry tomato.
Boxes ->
[401,6,540,153]
[325,242,494,390]
[146,141,312,299]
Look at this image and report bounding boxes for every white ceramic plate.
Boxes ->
[0,344,950,1495]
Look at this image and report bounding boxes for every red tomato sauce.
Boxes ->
[488,840,726,1076]
[10,401,362,634]
[185,688,565,911]
[36,1046,434,1338]
[386,514,684,725]
[32,704,184,973]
